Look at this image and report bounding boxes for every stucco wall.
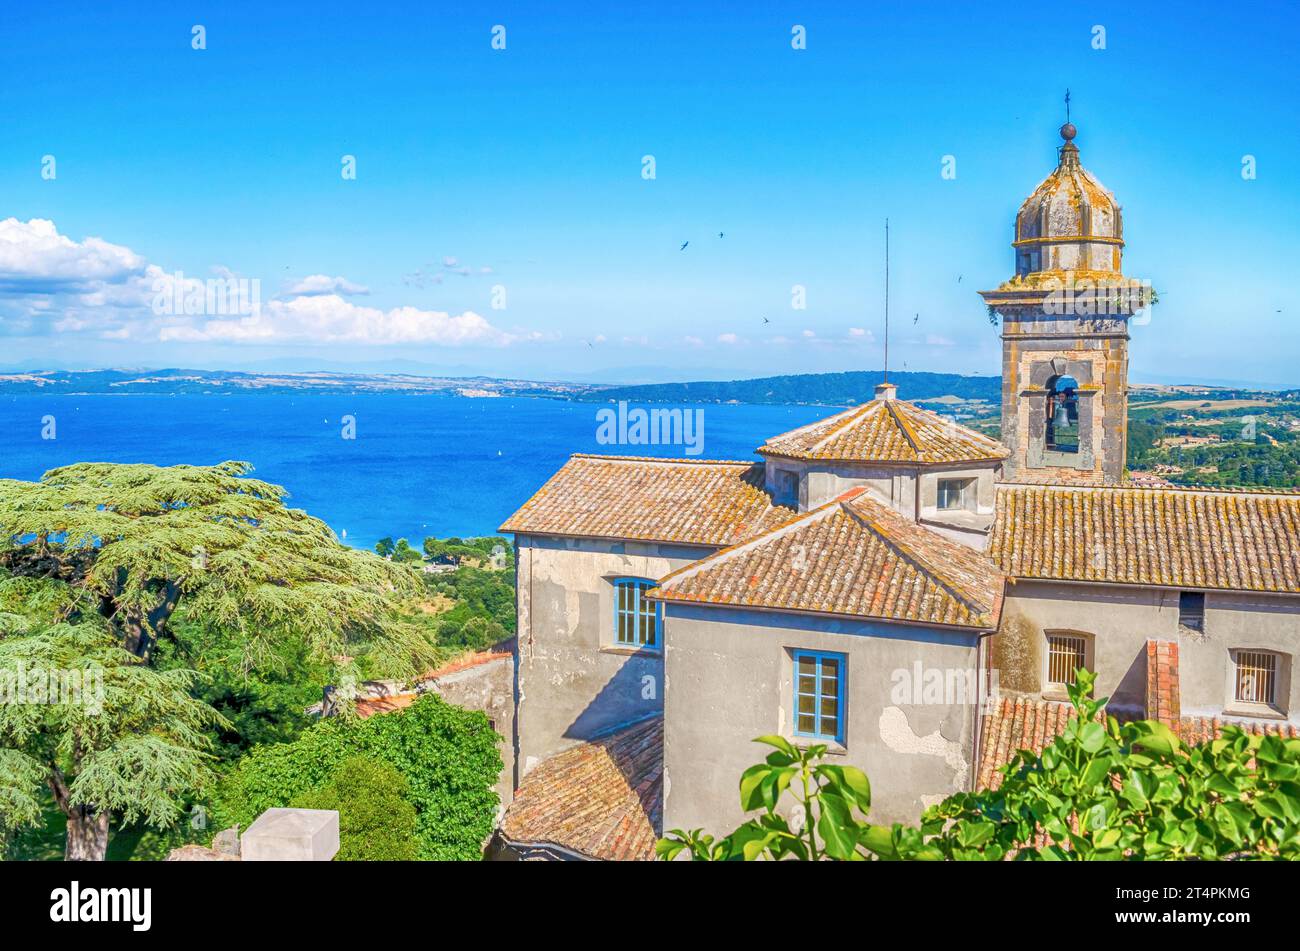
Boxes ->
[997,580,1300,722]
[765,458,998,527]
[513,534,712,779]
[662,603,984,830]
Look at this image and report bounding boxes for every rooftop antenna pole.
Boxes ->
[884,217,890,384]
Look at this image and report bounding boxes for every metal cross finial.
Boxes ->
[1065,89,1071,124]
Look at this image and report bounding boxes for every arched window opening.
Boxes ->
[1045,374,1079,453]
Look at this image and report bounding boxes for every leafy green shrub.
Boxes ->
[215,694,502,860]
[660,671,1300,861]
[291,756,418,861]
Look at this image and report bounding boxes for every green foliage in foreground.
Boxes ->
[215,693,501,860]
[659,671,1300,861]
[291,756,418,861]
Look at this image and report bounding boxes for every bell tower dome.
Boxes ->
[980,121,1153,484]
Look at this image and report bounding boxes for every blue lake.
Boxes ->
[0,393,836,550]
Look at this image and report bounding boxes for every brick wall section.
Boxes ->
[1144,639,1181,728]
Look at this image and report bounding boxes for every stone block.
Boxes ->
[240,808,339,862]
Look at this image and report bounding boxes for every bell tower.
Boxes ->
[980,119,1152,484]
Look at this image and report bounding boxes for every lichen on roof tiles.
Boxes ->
[757,397,1008,465]
[989,482,1300,594]
[499,453,795,546]
[499,716,662,861]
[652,489,1004,630]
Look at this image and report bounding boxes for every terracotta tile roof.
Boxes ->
[976,696,1300,791]
[499,716,662,861]
[651,489,1005,630]
[354,692,419,718]
[353,643,514,718]
[499,454,794,546]
[416,640,514,683]
[989,482,1300,594]
[758,397,1008,466]
[976,697,1079,790]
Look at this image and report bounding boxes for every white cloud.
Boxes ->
[925,333,956,347]
[802,329,816,338]
[849,327,868,337]
[285,274,370,297]
[717,332,739,344]
[0,218,519,348]
[160,295,513,346]
[0,218,144,290]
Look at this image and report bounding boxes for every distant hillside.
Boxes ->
[0,368,594,398]
[580,371,1000,406]
[0,367,1000,406]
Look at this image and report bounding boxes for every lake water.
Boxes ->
[0,393,836,550]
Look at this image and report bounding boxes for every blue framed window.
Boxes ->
[794,650,844,742]
[614,578,660,649]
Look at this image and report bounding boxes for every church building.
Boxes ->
[495,123,1300,860]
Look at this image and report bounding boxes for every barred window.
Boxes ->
[1047,633,1088,686]
[1234,651,1278,706]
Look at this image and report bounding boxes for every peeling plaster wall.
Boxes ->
[997,580,1300,723]
[513,534,710,779]
[662,603,982,829]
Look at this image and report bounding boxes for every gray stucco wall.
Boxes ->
[662,603,984,831]
[997,580,1300,723]
[765,458,998,527]
[513,534,713,779]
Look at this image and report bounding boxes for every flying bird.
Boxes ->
[718,232,724,238]
[913,313,919,324]
[680,241,689,251]
[957,275,963,283]
[762,316,770,324]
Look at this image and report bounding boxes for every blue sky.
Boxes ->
[2,1,1297,385]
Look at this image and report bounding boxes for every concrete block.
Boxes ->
[240,808,339,862]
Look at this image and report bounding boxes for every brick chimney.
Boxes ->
[1144,640,1181,729]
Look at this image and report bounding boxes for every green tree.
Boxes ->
[290,756,418,861]
[0,461,424,859]
[0,590,223,860]
[375,537,396,558]
[660,671,1300,861]
[215,693,501,860]
[391,538,423,564]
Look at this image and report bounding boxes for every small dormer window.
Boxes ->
[776,469,798,506]
[937,478,974,511]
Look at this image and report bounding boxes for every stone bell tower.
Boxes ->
[980,120,1152,484]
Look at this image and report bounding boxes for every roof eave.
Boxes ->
[653,593,998,634]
